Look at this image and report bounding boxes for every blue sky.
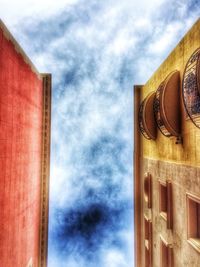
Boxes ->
[0,1,199,267]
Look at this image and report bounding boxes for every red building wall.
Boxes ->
[0,26,43,266]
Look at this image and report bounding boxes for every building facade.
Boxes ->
[0,20,51,267]
[134,19,200,267]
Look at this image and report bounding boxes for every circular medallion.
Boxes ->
[154,71,180,137]
[182,48,200,129]
[139,92,157,140]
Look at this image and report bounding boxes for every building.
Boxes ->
[134,19,200,267]
[0,20,51,267]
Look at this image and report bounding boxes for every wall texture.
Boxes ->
[0,21,50,267]
[142,19,200,165]
[134,19,200,267]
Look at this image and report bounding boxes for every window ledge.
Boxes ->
[187,238,200,253]
[145,239,149,250]
[160,211,167,221]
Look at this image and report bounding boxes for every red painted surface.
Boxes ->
[0,28,43,266]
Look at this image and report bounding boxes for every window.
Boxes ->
[159,180,173,229]
[159,181,167,220]
[144,215,152,267]
[187,193,200,253]
[145,247,150,267]
[144,173,152,208]
[144,216,149,244]
[160,236,173,267]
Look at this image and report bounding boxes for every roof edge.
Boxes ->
[0,19,41,79]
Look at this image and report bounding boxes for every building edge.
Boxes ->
[39,74,51,267]
[133,85,143,267]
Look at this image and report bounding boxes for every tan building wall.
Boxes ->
[134,19,200,267]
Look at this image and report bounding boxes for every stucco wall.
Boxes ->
[143,159,200,267]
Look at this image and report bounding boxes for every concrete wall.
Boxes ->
[134,19,200,267]
[0,23,43,266]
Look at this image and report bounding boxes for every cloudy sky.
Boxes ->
[0,1,199,267]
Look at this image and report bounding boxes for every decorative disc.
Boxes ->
[154,71,180,137]
[182,48,200,129]
[139,92,157,140]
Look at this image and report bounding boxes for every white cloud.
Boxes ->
[148,22,185,55]
[103,249,127,267]
[1,1,199,267]
[0,0,78,25]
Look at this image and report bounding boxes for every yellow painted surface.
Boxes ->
[137,19,200,267]
[142,19,200,166]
